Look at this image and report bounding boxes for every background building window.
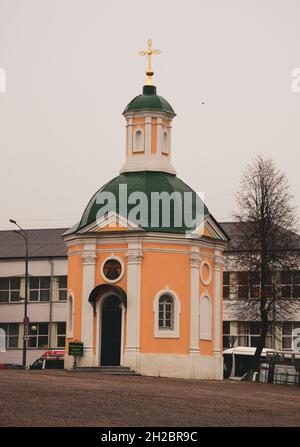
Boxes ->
[237,272,249,299]
[249,272,261,298]
[282,322,300,350]
[28,323,49,349]
[222,321,237,348]
[56,322,66,347]
[293,271,300,298]
[237,321,272,348]
[237,271,271,299]
[0,277,20,302]
[58,276,67,301]
[223,272,230,299]
[159,294,174,330]
[0,323,19,349]
[281,271,300,298]
[29,277,50,302]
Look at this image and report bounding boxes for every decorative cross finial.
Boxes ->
[139,39,161,86]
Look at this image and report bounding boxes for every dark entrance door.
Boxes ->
[100,295,122,366]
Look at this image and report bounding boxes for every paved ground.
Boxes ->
[0,370,299,427]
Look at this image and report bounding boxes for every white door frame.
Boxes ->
[95,291,125,366]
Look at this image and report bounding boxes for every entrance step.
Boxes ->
[69,366,138,375]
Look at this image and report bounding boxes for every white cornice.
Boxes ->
[63,223,227,256]
[124,111,174,120]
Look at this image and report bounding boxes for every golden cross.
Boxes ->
[139,39,161,85]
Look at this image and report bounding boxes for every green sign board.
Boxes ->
[68,342,84,356]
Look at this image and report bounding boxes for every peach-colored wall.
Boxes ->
[140,243,190,354]
[66,239,222,359]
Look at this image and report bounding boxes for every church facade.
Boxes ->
[63,41,228,379]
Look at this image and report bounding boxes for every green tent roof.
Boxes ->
[123,85,175,116]
[65,171,209,235]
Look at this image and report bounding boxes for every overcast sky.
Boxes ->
[0,0,299,230]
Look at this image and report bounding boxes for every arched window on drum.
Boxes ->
[162,130,169,154]
[133,129,144,152]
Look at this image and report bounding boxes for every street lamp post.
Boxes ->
[9,219,29,369]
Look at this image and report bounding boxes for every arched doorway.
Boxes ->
[100,295,122,366]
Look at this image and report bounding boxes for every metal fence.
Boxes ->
[259,351,300,385]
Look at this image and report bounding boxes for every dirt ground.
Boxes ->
[0,370,299,427]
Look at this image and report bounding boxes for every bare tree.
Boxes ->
[229,155,299,377]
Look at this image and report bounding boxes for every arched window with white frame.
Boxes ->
[199,294,212,340]
[158,294,174,330]
[67,294,74,338]
[133,128,144,152]
[153,289,181,338]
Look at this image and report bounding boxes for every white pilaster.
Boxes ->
[145,116,152,155]
[168,123,172,154]
[123,240,143,370]
[190,246,200,355]
[213,252,223,355]
[80,242,97,366]
[127,118,133,154]
[156,117,163,155]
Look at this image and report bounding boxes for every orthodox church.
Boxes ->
[63,40,228,379]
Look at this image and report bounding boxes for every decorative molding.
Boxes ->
[200,260,212,286]
[214,253,224,272]
[190,248,200,269]
[125,249,143,265]
[64,230,227,250]
[192,215,229,242]
[124,110,174,120]
[81,250,97,265]
[79,210,143,234]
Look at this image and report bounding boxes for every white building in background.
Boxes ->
[0,228,68,365]
[221,222,300,351]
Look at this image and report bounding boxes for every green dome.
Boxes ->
[123,85,176,116]
[66,172,209,235]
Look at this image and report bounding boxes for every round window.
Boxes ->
[102,259,122,281]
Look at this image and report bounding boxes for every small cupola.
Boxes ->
[120,40,176,175]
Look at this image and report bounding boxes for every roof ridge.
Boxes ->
[0,227,68,233]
